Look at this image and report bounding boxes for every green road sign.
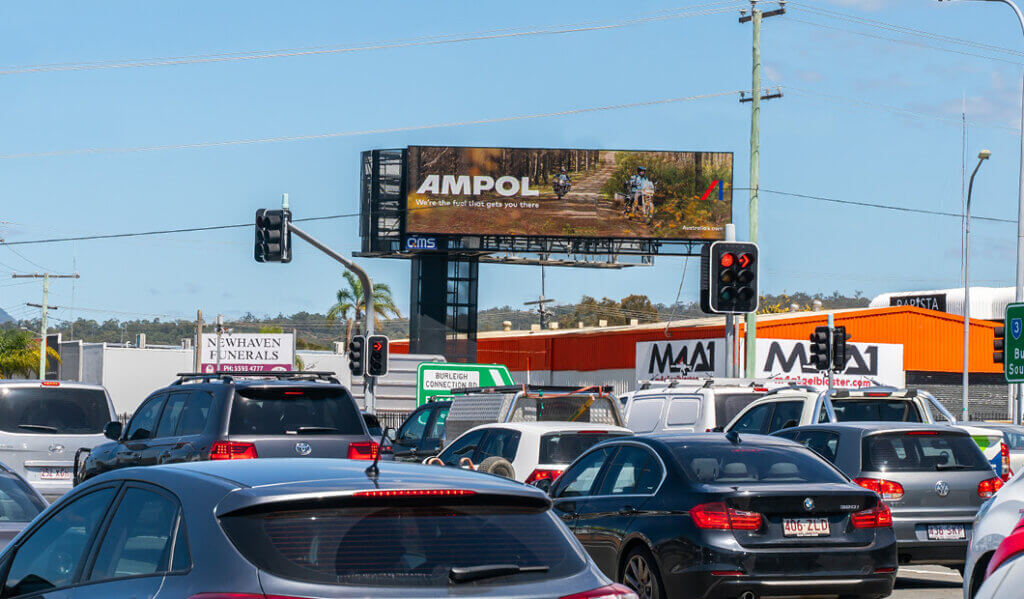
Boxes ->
[416,362,515,406]
[1005,303,1024,382]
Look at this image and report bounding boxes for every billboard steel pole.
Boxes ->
[288,222,377,413]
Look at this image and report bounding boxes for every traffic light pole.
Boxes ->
[286,222,377,414]
[826,313,835,391]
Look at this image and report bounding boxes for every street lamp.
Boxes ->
[940,0,1024,423]
[964,149,992,422]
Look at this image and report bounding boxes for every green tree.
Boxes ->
[326,272,402,345]
[619,294,659,323]
[0,329,59,379]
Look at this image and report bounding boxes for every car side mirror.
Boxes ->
[103,421,123,441]
[385,428,397,442]
[530,478,553,493]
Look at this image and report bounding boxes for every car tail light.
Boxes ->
[690,502,763,530]
[864,392,891,397]
[851,503,893,529]
[987,515,1024,577]
[209,441,257,460]
[353,489,476,498]
[874,567,896,574]
[906,431,939,436]
[979,476,1005,499]
[559,584,639,599]
[525,469,564,484]
[347,441,379,460]
[40,381,60,387]
[853,478,905,500]
[711,570,745,576]
[1002,442,1013,481]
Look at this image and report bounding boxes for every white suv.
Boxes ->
[624,379,799,434]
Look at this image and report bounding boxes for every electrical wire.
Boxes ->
[760,188,1016,224]
[0,2,744,75]
[0,89,743,160]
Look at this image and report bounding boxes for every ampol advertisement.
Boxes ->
[200,333,294,373]
[405,146,733,240]
[636,338,904,387]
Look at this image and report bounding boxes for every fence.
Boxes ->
[376,409,412,430]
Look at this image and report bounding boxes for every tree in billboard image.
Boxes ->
[405,146,732,241]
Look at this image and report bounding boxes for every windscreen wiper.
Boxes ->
[935,465,971,471]
[18,424,58,433]
[449,564,549,583]
[287,426,339,434]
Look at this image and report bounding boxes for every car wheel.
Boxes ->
[621,546,663,599]
[477,456,515,479]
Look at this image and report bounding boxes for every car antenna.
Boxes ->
[725,430,741,445]
[365,426,393,480]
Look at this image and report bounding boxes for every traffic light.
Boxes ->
[809,326,831,371]
[348,335,365,377]
[995,321,1005,364]
[700,241,759,314]
[831,326,851,372]
[254,209,292,263]
[366,335,389,377]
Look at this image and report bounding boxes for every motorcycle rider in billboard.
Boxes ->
[553,166,572,199]
[626,166,654,218]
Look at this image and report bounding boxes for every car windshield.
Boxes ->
[672,444,847,484]
[714,393,763,427]
[833,399,922,423]
[229,387,364,435]
[0,387,110,435]
[539,431,629,464]
[862,432,990,472]
[220,504,584,587]
[0,475,45,522]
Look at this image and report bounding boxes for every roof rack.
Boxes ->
[447,384,615,395]
[761,383,820,397]
[172,371,341,385]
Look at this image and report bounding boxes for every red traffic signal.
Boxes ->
[702,241,759,314]
[719,253,735,268]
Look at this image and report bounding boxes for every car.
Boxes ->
[0,461,47,549]
[390,400,450,462]
[974,513,1024,599]
[774,422,1001,571]
[547,432,897,599]
[0,379,118,501]
[0,457,637,599]
[362,410,383,443]
[963,422,1024,475]
[962,457,1024,598]
[77,371,376,483]
[726,386,1013,480]
[428,422,633,483]
[624,379,793,434]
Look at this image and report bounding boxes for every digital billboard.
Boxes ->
[405,146,732,241]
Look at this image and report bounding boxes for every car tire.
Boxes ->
[620,546,664,599]
[477,456,515,479]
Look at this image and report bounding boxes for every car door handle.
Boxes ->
[409,448,418,455]
[618,506,639,516]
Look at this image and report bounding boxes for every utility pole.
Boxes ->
[11,272,80,379]
[194,310,204,371]
[215,314,224,371]
[525,264,555,329]
[739,0,785,377]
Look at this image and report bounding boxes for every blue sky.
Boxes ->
[1,0,1023,325]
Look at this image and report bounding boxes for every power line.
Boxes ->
[760,188,1016,224]
[0,2,743,76]
[0,89,743,160]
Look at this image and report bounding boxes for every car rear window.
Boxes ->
[229,387,363,435]
[220,505,585,587]
[714,393,763,427]
[539,431,628,464]
[508,395,621,426]
[862,432,990,472]
[0,475,45,522]
[0,387,110,434]
[673,444,847,484]
[833,399,922,422]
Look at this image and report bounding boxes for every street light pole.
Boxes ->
[940,0,1024,423]
[964,150,992,422]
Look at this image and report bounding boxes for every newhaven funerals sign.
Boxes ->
[200,333,295,373]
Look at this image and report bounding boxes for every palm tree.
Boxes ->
[326,272,401,345]
[0,329,59,379]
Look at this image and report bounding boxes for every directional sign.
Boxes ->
[1005,303,1024,382]
[416,362,515,406]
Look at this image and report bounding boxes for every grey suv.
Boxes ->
[775,422,1000,570]
[77,371,375,483]
[0,380,117,501]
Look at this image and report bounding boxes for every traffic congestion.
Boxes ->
[0,372,1016,599]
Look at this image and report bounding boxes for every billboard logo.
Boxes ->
[406,236,438,251]
[762,341,879,376]
[636,339,723,380]
[416,175,540,198]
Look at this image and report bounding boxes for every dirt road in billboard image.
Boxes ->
[405,147,732,240]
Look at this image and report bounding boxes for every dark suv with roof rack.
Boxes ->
[75,371,376,483]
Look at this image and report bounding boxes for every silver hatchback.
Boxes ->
[0,380,117,501]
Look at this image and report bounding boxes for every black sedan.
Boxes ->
[545,433,897,599]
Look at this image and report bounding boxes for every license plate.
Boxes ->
[927,524,966,540]
[783,518,830,537]
[38,467,71,480]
